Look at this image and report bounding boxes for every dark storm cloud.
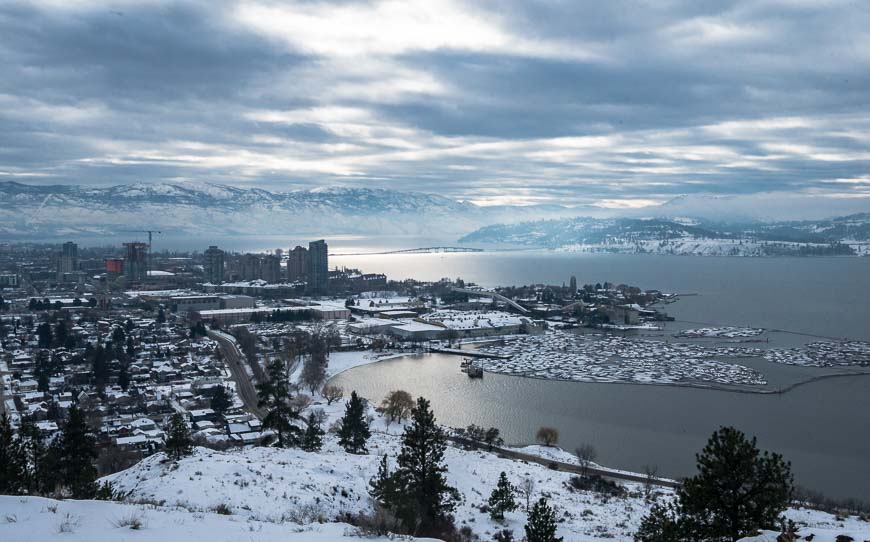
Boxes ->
[0,0,869,210]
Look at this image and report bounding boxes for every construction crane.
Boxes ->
[120,229,162,279]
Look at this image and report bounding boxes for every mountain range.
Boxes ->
[0,180,579,240]
[459,215,870,256]
[2,181,868,255]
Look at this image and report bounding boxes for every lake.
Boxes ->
[328,252,870,501]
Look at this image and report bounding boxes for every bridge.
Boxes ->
[451,287,530,314]
[330,246,484,256]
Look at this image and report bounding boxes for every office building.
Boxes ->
[204,245,225,284]
[286,245,308,282]
[306,239,329,293]
[124,242,148,282]
[261,255,281,283]
[56,241,78,282]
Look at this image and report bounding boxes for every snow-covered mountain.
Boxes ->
[460,215,870,256]
[0,180,579,240]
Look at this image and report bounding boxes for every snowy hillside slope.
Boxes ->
[0,495,435,542]
[460,215,870,256]
[96,392,870,542]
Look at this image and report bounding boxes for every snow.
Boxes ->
[423,309,528,331]
[0,496,431,542]
[2,405,869,541]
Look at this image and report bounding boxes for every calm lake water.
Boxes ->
[328,252,870,501]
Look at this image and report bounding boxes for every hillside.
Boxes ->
[2,402,868,542]
[0,180,576,239]
[459,215,870,256]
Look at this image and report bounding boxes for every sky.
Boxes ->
[1,0,869,210]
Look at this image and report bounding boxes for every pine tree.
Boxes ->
[209,385,232,416]
[368,454,398,507]
[156,307,166,324]
[525,497,563,542]
[37,321,53,348]
[18,419,50,495]
[392,397,459,534]
[165,413,193,460]
[58,405,99,498]
[338,391,371,454]
[256,358,302,447]
[118,362,130,391]
[0,413,27,495]
[678,426,793,542]
[300,412,324,452]
[488,471,518,520]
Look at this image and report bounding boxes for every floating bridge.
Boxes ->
[330,246,484,256]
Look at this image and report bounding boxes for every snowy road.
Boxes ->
[208,329,265,420]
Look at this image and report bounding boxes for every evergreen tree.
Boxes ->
[18,419,50,495]
[300,412,324,452]
[391,397,459,534]
[37,321,53,348]
[34,351,52,393]
[338,391,371,454]
[165,413,193,460]
[156,307,166,324]
[635,426,793,542]
[126,336,135,358]
[256,358,302,447]
[368,454,398,507]
[57,405,99,498]
[90,344,110,388]
[209,385,232,416]
[0,413,27,495]
[634,503,685,542]
[488,471,518,520]
[525,497,563,542]
[118,362,130,391]
[54,320,69,348]
[679,426,793,542]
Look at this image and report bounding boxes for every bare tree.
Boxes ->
[321,384,344,405]
[535,426,559,447]
[291,393,313,411]
[381,390,414,425]
[575,444,597,478]
[310,408,328,427]
[300,349,327,393]
[643,464,658,501]
[519,477,536,513]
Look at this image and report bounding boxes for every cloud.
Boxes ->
[0,0,868,216]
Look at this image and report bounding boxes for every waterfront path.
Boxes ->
[449,436,679,489]
[208,329,266,420]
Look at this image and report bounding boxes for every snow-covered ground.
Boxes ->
[475,330,766,386]
[423,309,528,330]
[4,398,869,541]
[0,495,435,542]
[556,238,859,257]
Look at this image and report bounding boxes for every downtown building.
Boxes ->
[203,245,225,284]
[123,242,148,282]
[306,239,329,294]
[56,241,78,283]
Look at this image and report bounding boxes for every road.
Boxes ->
[449,436,679,489]
[208,329,266,420]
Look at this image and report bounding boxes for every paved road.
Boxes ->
[208,330,266,420]
[449,436,679,489]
